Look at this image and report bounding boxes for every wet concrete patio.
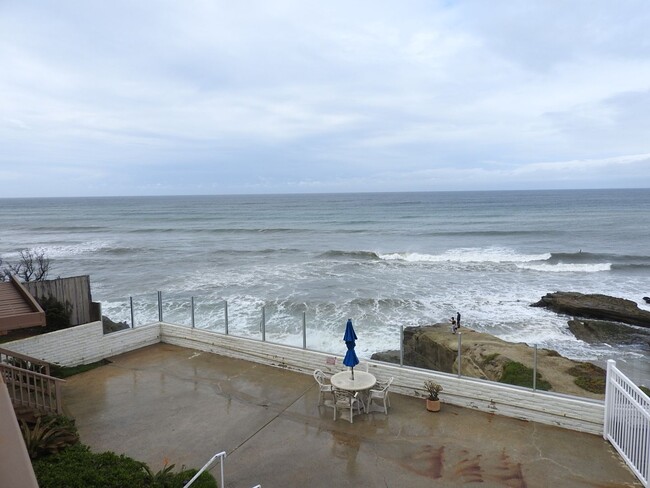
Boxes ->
[62,343,641,488]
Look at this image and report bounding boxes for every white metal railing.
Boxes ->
[604,360,650,487]
[183,451,226,488]
[182,450,261,488]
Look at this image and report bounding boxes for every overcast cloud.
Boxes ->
[1,1,650,197]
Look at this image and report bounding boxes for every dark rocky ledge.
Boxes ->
[102,315,130,334]
[531,291,650,328]
[568,319,650,347]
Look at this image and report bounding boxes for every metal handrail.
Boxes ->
[182,451,226,488]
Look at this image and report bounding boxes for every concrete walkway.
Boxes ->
[62,343,641,488]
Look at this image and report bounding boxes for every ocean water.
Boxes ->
[2,189,649,385]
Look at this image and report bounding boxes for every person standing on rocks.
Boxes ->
[456,312,461,328]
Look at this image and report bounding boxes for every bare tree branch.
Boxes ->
[1,249,51,282]
[34,250,50,281]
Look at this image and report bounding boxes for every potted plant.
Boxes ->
[424,380,443,412]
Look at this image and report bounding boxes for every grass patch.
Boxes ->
[50,359,111,379]
[566,362,606,394]
[499,361,551,390]
[639,385,650,397]
[481,353,500,365]
[33,444,217,488]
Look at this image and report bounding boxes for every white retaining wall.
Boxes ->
[160,323,605,435]
[3,322,605,435]
[3,322,160,366]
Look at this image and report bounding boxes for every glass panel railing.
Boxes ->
[103,293,642,402]
[129,293,158,327]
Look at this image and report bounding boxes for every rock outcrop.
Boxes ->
[531,292,650,328]
[568,319,650,347]
[371,324,605,398]
[102,315,129,334]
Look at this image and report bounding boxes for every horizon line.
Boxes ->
[2,186,650,200]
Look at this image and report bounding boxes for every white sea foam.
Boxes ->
[42,241,112,258]
[516,262,612,273]
[378,247,551,264]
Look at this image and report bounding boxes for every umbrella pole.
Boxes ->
[351,367,354,380]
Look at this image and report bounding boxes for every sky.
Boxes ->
[1,1,650,197]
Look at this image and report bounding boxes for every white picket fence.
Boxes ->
[604,360,650,487]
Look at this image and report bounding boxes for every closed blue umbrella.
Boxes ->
[343,318,359,379]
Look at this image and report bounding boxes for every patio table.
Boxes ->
[330,371,376,391]
[331,371,376,413]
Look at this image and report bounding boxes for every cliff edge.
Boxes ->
[371,324,605,399]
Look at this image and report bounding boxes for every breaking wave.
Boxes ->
[377,247,550,264]
[516,251,650,273]
[320,250,381,260]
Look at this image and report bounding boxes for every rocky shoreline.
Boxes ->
[372,324,606,398]
[371,291,650,398]
[531,291,650,328]
[532,291,650,347]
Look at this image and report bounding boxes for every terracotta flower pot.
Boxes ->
[426,398,441,412]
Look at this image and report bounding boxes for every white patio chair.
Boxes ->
[367,377,393,415]
[313,369,332,406]
[332,389,363,423]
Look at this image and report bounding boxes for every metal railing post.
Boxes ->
[302,311,306,349]
[130,296,135,328]
[261,306,266,342]
[399,326,404,367]
[157,291,163,322]
[220,457,225,488]
[191,296,195,329]
[533,344,537,391]
[224,300,229,335]
[457,332,462,378]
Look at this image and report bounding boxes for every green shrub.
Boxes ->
[499,361,551,390]
[150,467,217,488]
[37,295,73,330]
[574,376,605,394]
[33,444,218,488]
[638,385,649,397]
[169,469,217,488]
[20,414,79,459]
[33,444,150,488]
[567,362,606,394]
